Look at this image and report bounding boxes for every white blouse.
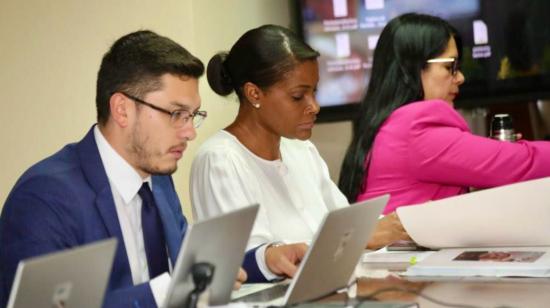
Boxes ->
[190,130,348,249]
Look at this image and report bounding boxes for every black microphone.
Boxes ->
[185,262,215,308]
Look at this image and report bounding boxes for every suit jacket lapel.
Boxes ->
[76,126,132,280]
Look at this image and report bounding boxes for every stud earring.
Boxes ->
[253,103,260,109]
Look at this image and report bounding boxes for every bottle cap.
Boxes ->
[491,114,513,131]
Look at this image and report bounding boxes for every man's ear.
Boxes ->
[109,93,131,128]
[243,82,262,109]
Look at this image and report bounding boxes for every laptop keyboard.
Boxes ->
[234,283,290,303]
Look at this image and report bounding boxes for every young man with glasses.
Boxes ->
[0,30,306,308]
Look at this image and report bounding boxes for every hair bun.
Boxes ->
[207,52,234,96]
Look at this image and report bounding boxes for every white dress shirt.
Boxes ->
[190,130,348,279]
[94,126,170,305]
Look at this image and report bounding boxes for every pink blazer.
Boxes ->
[358,100,550,214]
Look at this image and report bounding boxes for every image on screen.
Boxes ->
[298,0,550,120]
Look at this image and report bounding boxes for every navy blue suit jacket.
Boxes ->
[0,126,265,308]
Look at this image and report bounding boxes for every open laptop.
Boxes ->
[7,238,117,308]
[162,204,259,308]
[232,195,389,306]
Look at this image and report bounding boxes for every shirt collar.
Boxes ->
[94,125,152,203]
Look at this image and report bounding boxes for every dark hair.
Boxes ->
[96,30,204,125]
[206,24,319,100]
[339,13,462,202]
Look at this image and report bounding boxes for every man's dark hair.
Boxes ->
[96,30,204,125]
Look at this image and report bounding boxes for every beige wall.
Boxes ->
[179,1,293,219]
[0,0,293,220]
[310,121,352,184]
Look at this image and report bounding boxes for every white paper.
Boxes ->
[362,247,435,264]
[404,246,550,277]
[396,177,550,249]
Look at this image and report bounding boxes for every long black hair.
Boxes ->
[338,13,462,202]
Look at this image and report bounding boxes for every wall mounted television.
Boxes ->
[296,0,550,122]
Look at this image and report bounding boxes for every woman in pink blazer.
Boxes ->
[340,13,550,216]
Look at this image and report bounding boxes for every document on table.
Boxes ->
[362,247,435,264]
[404,246,550,277]
[396,177,550,249]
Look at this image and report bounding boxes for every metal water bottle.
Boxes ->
[490,114,516,142]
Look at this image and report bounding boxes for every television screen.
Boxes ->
[298,0,550,121]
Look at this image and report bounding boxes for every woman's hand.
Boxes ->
[366,212,412,249]
[233,267,247,290]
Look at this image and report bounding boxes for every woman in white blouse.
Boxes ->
[190,25,407,280]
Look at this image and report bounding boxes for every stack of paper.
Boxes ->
[393,178,550,278]
[396,177,550,249]
[362,247,434,264]
[404,247,550,277]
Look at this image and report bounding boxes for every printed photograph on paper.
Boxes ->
[453,251,545,263]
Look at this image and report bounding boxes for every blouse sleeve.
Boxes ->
[408,100,550,188]
[190,147,274,248]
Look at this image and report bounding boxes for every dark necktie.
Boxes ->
[138,182,169,279]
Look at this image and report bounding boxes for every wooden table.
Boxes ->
[319,262,550,307]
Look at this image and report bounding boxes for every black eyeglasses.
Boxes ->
[426,57,460,76]
[120,92,207,128]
